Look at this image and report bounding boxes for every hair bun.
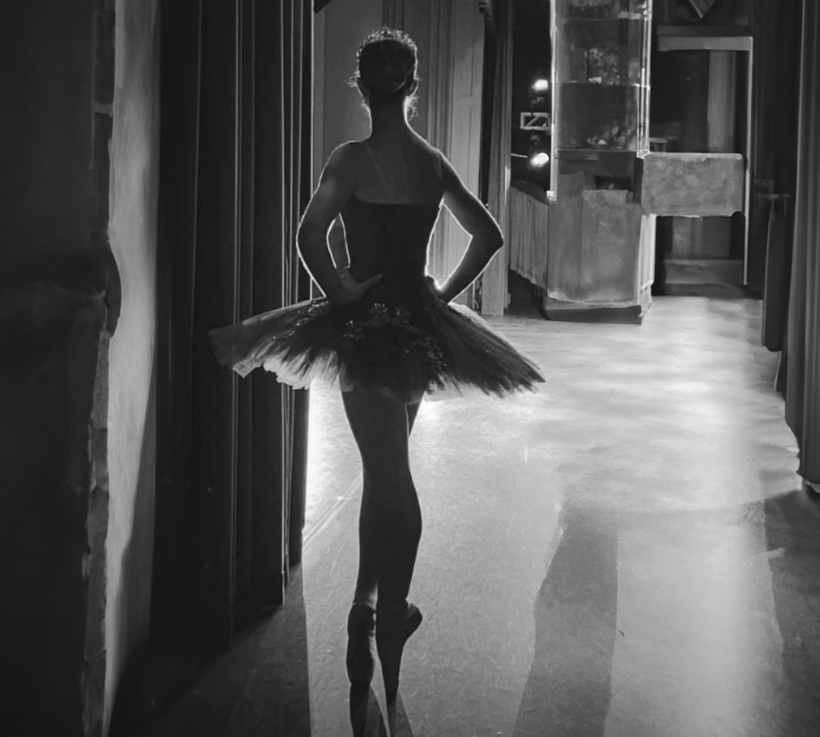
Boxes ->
[355,27,418,102]
[360,63,412,95]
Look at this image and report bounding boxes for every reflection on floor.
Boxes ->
[142,295,820,737]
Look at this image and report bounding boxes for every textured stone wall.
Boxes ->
[0,1,117,734]
[0,1,160,733]
[0,272,111,737]
[0,2,99,246]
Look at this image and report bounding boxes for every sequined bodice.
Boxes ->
[340,193,441,309]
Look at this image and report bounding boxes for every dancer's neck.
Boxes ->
[368,102,413,143]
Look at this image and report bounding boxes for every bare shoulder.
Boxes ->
[422,143,467,193]
[412,136,445,168]
[432,146,471,198]
[299,142,359,234]
[322,140,359,178]
[407,136,450,194]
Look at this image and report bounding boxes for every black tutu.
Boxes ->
[209,287,545,403]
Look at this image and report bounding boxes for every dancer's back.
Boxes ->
[349,134,444,205]
[339,136,444,309]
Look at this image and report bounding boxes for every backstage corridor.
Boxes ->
[141,294,820,737]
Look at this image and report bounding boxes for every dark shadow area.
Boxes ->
[349,685,388,737]
[135,567,311,737]
[386,692,415,737]
[0,279,107,737]
[513,504,619,737]
[763,487,820,736]
[507,270,544,319]
[541,303,645,324]
[661,283,756,299]
[117,615,268,737]
[348,686,416,736]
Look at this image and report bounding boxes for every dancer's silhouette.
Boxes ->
[211,27,544,704]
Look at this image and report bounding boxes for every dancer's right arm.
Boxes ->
[436,154,504,304]
[297,144,382,306]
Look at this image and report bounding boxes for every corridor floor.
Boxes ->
[143,295,820,737]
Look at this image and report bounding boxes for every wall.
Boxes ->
[0,2,102,250]
[0,1,158,732]
[315,0,382,175]
[0,2,116,735]
[440,1,485,285]
[312,0,381,264]
[104,0,160,733]
[0,286,109,737]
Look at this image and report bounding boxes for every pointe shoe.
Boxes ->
[376,601,423,702]
[346,602,377,685]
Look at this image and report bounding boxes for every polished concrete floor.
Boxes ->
[143,295,820,737]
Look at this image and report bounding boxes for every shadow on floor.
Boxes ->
[349,688,417,737]
[139,567,311,737]
[513,504,619,737]
[511,488,820,737]
[763,487,820,735]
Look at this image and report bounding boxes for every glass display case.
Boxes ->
[542,0,748,322]
[544,0,655,322]
[551,0,652,185]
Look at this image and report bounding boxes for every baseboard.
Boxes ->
[541,286,650,324]
[665,258,743,285]
[541,298,645,324]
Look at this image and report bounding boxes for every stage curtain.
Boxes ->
[479,0,513,315]
[508,183,550,289]
[784,0,820,489]
[154,0,313,660]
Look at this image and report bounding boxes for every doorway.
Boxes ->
[650,32,752,294]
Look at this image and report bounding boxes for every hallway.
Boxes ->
[143,294,820,737]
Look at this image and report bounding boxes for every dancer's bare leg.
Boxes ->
[344,390,423,606]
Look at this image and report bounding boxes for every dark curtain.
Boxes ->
[480,0,514,315]
[154,0,313,662]
[750,0,802,347]
[761,195,792,353]
[784,0,820,489]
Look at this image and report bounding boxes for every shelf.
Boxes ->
[556,148,636,177]
[639,152,745,216]
[656,25,751,37]
[556,149,635,158]
[657,34,752,52]
[563,14,645,22]
[561,81,642,88]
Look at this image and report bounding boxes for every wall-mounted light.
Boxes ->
[531,78,550,94]
[530,152,550,168]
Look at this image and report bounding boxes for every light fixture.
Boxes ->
[531,78,550,93]
[530,152,550,167]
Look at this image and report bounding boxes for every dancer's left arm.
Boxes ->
[297,143,382,306]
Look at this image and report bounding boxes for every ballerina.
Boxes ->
[210,26,544,704]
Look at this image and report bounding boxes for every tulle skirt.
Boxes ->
[209,292,544,403]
